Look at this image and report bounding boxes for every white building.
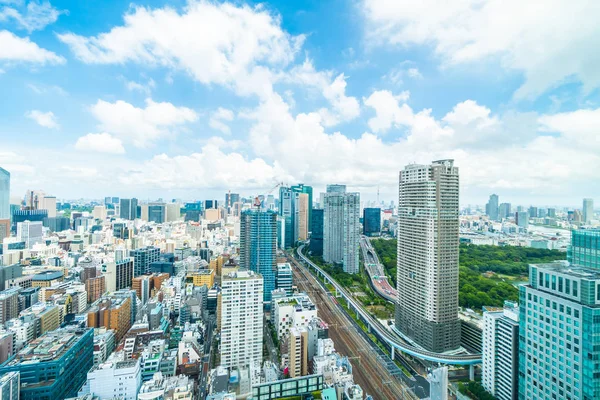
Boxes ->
[85,358,141,400]
[17,220,43,249]
[272,293,318,341]
[428,366,448,400]
[482,301,519,400]
[220,270,263,368]
[0,371,19,400]
[323,185,360,274]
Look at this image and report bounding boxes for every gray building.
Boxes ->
[119,198,138,220]
[323,185,360,274]
[486,194,499,221]
[499,203,512,220]
[583,198,594,224]
[131,247,160,276]
[148,203,166,223]
[0,168,9,221]
[515,211,529,229]
[396,160,461,352]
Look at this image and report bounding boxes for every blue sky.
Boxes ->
[1,0,600,206]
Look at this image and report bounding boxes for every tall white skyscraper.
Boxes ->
[396,160,461,352]
[17,221,43,249]
[583,198,594,223]
[220,270,264,368]
[482,301,519,400]
[0,167,9,220]
[323,185,360,274]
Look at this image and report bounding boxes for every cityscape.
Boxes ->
[2,1,600,400]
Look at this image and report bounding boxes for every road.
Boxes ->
[199,318,214,399]
[360,236,398,302]
[290,255,419,400]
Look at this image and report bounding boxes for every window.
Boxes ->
[573,281,578,297]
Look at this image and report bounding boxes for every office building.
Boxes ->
[205,199,217,210]
[568,229,600,269]
[547,208,556,218]
[189,269,215,288]
[119,198,138,220]
[291,184,313,232]
[499,203,512,220]
[220,270,263,368]
[148,203,166,223]
[0,288,19,325]
[396,160,461,352]
[104,258,134,292]
[323,185,360,274]
[0,327,93,400]
[482,301,519,400]
[583,198,594,224]
[40,196,56,218]
[276,263,293,296]
[309,209,324,256]
[225,192,240,214]
[486,194,499,221]
[289,327,309,378]
[272,294,318,341]
[515,211,529,229]
[279,187,297,248]
[84,358,141,400]
[428,366,448,400]
[31,271,63,288]
[362,208,381,236]
[519,262,600,400]
[86,275,106,303]
[16,221,43,249]
[0,168,9,221]
[43,216,70,232]
[87,295,132,342]
[0,219,8,239]
[131,247,161,276]
[297,193,309,241]
[10,209,47,231]
[239,209,277,303]
[0,371,19,400]
[132,275,151,304]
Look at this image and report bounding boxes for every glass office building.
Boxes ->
[568,229,600,270]
[362,208,381,237]
[0,168,9,220]
[519,262,600,400]
[251,374,323,400]
[309,209,324,256]
[239,209,277,303]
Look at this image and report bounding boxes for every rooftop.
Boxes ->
[32,270,63,281]
[532,261,600,280]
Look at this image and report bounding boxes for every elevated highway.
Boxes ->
[294,245,482,366]
[360,236,398,303]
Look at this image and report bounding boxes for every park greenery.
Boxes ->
[370,239,566,310]
[458,381,497,400]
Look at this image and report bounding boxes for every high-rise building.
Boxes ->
[0,288,20,325]
[131,247,160,276]
[547,207,556,218]
[289,326,309,378]
[119,198,138,220]
[220,270,263,368]
[0,168,9,221]
[428,366,449,400]
[204,200,217,210]
[363,208,381,237]
[297,193,309,241]
[515,211,529,229]
[498,203,512,220]
[396,160,461,352]
[276,263,293,296]
[239,209,277,303]
[291,184,313,232]
[279,187,297,248]
[583,198,594,223]
[0,371,19,400]
[10,209,47,231]
[148,203,166,223]
[323,185,360,274]
[482,301,519,400]
[225,192,240,214]
[41,196,57,218]
[16,220,43,249]
[84,358,142,400]
[486,194,499,221]
[567,229,600,270]
[528,206,538,221]
[519,262,600,400]
[309,209,324,256]
[104,258,134,292]
[43,216,70,232]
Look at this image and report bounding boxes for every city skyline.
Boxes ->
[2,1,600,204]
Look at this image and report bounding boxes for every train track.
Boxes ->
[291,255,418,400]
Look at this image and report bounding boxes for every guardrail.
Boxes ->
[295,245,482,366]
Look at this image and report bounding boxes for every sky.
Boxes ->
[1,0,600,206]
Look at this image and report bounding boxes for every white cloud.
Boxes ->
[363,0,600,98]
[363,90,412,134]
[25,109,59,128]
[0,30,65,65]
[125,78,155,95]
[0,0,66,32]
[209,107,235,135]
[58,1,304,98]
[539,108,600,151]
[27,82,67,95]
[75,133,126,154]
[90,98,198,148]
[383,62,423,85]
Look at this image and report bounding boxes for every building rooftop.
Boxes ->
[532,261,600,280]
[31,270,64,281]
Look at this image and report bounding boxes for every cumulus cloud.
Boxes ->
[75,133,126,154]
[90,98,198,147]
[0,30,65,65]
[0,1,66,32]
[125,78,155,95]
[25,109,59,128]
[363,0,600,98]
[209,107,235,134]
[58,1,304,98]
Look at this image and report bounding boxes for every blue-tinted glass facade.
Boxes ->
[43,217,70,232]
[11,210,47,231]
[0,328,93,400]
[148,204,166,223]
[363,208,381,236]
[0,168,9,220]
[240,209,277,303]
[568,229,600,269]
[291,184,313,232]
[309,209,324,256]
[131,246,161,276]
[278,187,295,248]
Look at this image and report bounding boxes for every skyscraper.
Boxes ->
[220,270,263,368]
[515,211,529,229]
[583,198,594,223]
[363,208,381,237]
[323,185,360,274]
[519,262,600,400]
[0,167,9,220]
[485,194,499,221]
[309,209,324,256]
[498,203,512,220]
[396,160,461,352]
[297,193,309,241]
[567,229,600,269]
[119,198,138,220]
[239,209,277,303]
[147,203,166,223]
[279,187,297,248]
[291,184,313,232]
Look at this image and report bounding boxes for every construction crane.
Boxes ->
[254,181,285,209]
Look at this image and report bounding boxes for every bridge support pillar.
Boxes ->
[391,346,395,360]
[469,365,475,381]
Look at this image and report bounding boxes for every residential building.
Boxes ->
[297,193,309,241]
[309,209,324,256]
[85,358,142,400]
[239,209,277,303]
[486,194,499,221]
[482,301,519,400]
[131,247,161,276]
[132,275,151,304]
[220,271,263,368]
[519,262,600,400]
[516,211,529,230]
[362,208,381,237]
[0,327,93,400]
[289,327,309,378]
[275,263,293,296]
[583,198,594,224]
[85,275,106,303]
[396,160,461,352]
[568,229,600,269]
[104,257,134,292]
[87,295,132,342]
[291,184,313,232]
[323,186,360,274]
[0,288,19,324]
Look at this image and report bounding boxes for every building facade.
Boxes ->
[131,247,161,276]
[568,229,600,270]
[323,185,360,274]
[309,209,324,256]
[396,160,461,352]
[486,194,499,221]
[0,168,9,221]
[362,208,381,237]
[583,198,594,224]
